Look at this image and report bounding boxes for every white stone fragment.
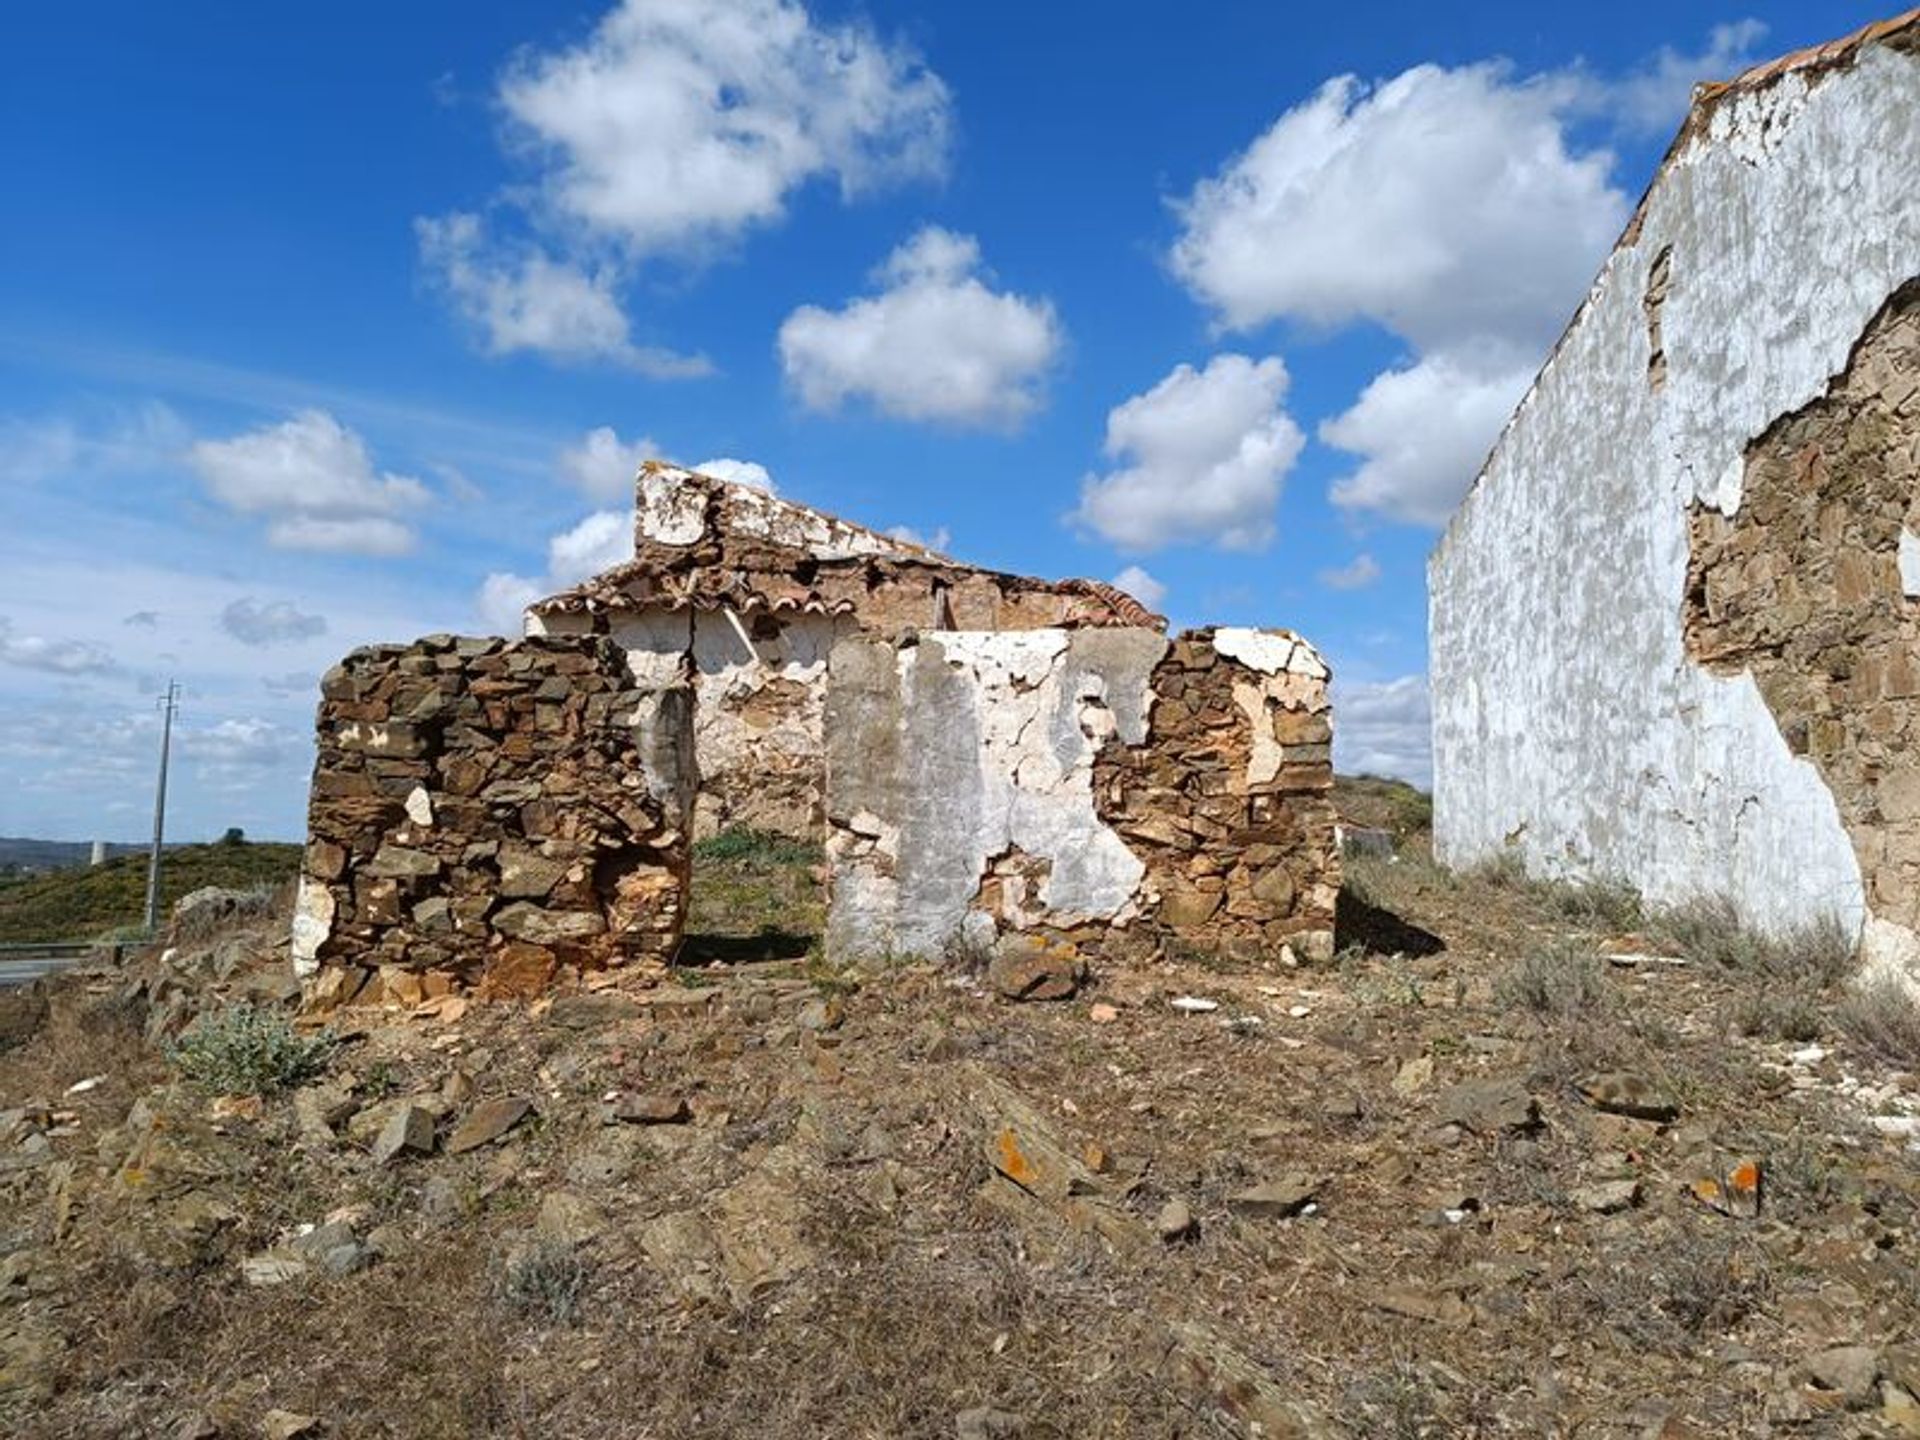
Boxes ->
[404,786,434,828]
[1170,996,1219,1013]
[1900,529,1920,598]
[289,876,335,977]
[1213,627,1329,679]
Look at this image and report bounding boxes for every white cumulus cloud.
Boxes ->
[188,410,430,556]
[0,617,119,677]
[477,572,547,635]
[779,228,1062,428]
[1073,355,1303,553]
[500,0,950,255]
[1111,565,1167,612]
[477,508,635,634]
[415,214,709,376]
[422,0,949,368]
[547,510,632,586]
[1585,19,1768,136]
[1170,63,1625,351]
[692,457,775,492]
[1320,346,1536,526]
[558,425,660,500]
[1169,55,1644,530]
[1317,554,1381,591]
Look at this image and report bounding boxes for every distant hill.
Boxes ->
[1332,773,1433,841]
[0,838,148,874]
[0,842,302,944]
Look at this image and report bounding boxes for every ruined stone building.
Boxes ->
[524,464,1159,839]
[1430,13,1920,976]
[293,464,1340,995]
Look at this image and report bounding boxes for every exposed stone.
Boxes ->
[986,935,1081,1001]
[445,1096,533,1155]
[1227,1173,1320,1219]
[1579,1072,1679,1123]
[954,1408,1027,1440]
[1805,1345,1883,1407]
[1438,1077,1541,1135]
[610,1092,690,1125]
[1157,1198,1197,1243]
[369,1104,435,1165]
[293,635,693,987]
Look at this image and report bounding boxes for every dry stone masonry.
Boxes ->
[296,472,1340,996]
[1097,628,1339,963]
[1430,12,1920,978]
[292,635,693,1001]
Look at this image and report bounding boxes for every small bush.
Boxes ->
[1839,974,1920,1066]
[1535,876,1644,933]
[495,1241,588,1325]
[167,1004,333,1094]
[1654,897,1855,986]
[1497,940,1610,1022]
[1731,988,1824,1044]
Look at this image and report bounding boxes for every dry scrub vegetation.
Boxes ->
[1,833,1919,1436]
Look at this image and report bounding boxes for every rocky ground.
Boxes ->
[3,835,1920,1438]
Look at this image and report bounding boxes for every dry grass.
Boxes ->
[1652,896,1856,985]
[1839,973,1920,1066]
[1495,940,1611,1022]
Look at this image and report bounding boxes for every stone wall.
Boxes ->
[1096,628,1339,963]
[292,635,694,1000]
[1685,282,1920,973]
[1429,24,1920,965]
[823,626,1337,965]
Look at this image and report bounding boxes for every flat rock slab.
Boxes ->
[610,1092,690,1125]
[547,993,643,1030]
[370,1104,436,1165]
[1438,1077,1540,1135]
[1374,1284,1474,1328]
[1228,1173,1321,1219]
[1579,1072,1679,1123]
[445,1096,534,1155]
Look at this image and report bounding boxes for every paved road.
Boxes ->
[0,958,79,987]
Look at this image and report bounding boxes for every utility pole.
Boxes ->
[143,681,179,935]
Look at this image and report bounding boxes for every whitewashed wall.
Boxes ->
[1430,46,1920,969]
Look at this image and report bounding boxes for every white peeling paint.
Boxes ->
[1431,45,1920,960]
[1899,529,1920,598]
[1213,627,1328,679]
[289,876,333,977]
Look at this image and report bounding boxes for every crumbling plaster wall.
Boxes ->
[292,635,694,999]
[1686,285,1920,972]
[824,626,1338,963]
[1430,42,1920,965]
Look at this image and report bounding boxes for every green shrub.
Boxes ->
[692,827,822,867]
[167,1004,333,1094]
[495,1240,588,1324]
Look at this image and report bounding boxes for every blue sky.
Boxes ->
[0,1,1888,842]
